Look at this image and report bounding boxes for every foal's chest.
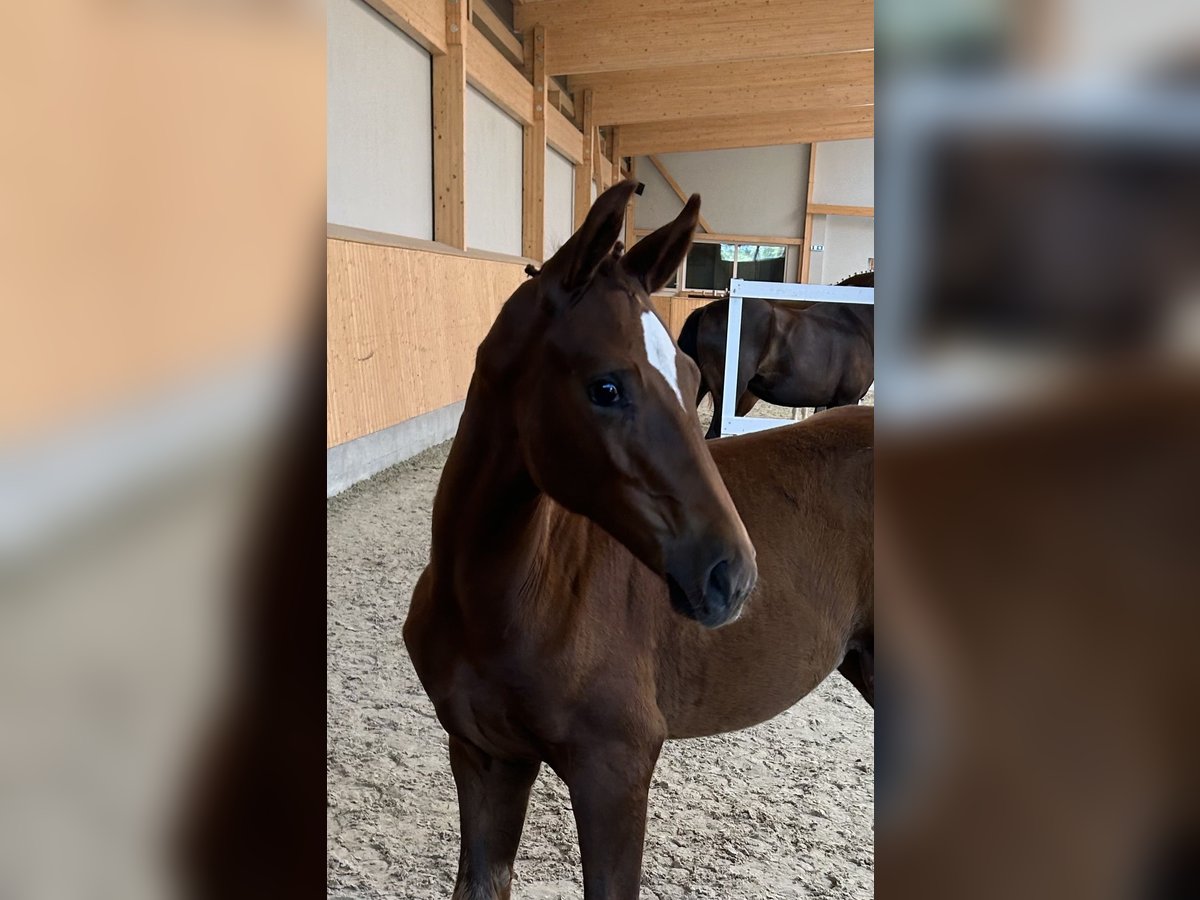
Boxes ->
[408,610,568,760]
[435,652,575,760]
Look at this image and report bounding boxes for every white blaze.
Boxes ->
[640,310,684,409]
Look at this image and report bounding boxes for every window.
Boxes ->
[681,241,786,291]
[683,242,735,290]
[733,244,786,282]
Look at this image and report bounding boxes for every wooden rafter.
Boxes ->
[645,155,713,234]
[574,52,873,126]
[634,228,805,247]
[367,0,447,53]
[620,107,874,156]
[514,0,873,77]
[472,0,524,67]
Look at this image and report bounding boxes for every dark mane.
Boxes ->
[835,270,875,287]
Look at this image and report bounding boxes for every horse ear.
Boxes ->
[540,180,638,295]
[621,194,700,294]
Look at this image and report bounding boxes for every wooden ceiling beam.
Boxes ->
[366,0,447,54]
[620,107,874,156]
[514,0,873,76]
[466,23,534,123]
[472,0,524,67]
[575,52,873,126]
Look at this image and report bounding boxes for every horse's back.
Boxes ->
[710,406,873,494]
[657,409,874,737]
[710,407,873,615]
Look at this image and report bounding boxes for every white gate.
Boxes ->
[719,278,875,437]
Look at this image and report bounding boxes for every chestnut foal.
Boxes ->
[404,181,873,899]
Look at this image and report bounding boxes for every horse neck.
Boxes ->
[429,372,554,631]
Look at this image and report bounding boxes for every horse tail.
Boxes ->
[677,306,704,366]
[677,305,712,406]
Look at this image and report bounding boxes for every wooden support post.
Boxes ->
[624,155,638,249]
[433,0,467,249]
[610,126,622,185]
[800,142,817,283]
[573,90,594,227]
[592,125,605,191]
[522,24,547,260]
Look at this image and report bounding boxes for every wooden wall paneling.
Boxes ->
[669,296,713,340]
[433,0,468,248]
[645,295,717,342]
[649,295,673,328]
[327,239,526,446]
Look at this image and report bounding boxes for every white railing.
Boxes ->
[719,279,875,437]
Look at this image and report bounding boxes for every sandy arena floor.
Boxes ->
[328,399,874,900]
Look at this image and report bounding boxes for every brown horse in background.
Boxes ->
[403,182,873,900]
[678,272,875,439]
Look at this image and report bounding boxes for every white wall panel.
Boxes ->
[812,138,874,207]
[544,147,574,259]
[634,145,810,236]
[822,214,874,283]
[327,0,433,239]
[466,87,523,256]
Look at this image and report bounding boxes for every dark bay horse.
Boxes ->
[678,271,875,439]
[403,181,873,899]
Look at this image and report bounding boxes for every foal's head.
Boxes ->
[492,180,756,627]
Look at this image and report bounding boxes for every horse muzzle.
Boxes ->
[664,547,757,629]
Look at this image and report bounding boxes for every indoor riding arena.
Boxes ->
[327,1,875,897]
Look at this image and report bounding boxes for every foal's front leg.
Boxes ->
[448,736,541,900]
[563,741,663,900]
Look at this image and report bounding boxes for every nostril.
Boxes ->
[706,559,733,605]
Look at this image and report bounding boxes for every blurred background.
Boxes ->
[876,1,1200,899]
[2,1,1199,898]
[0,2,325,898]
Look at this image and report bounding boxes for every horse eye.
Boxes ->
[587,378,622,407]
